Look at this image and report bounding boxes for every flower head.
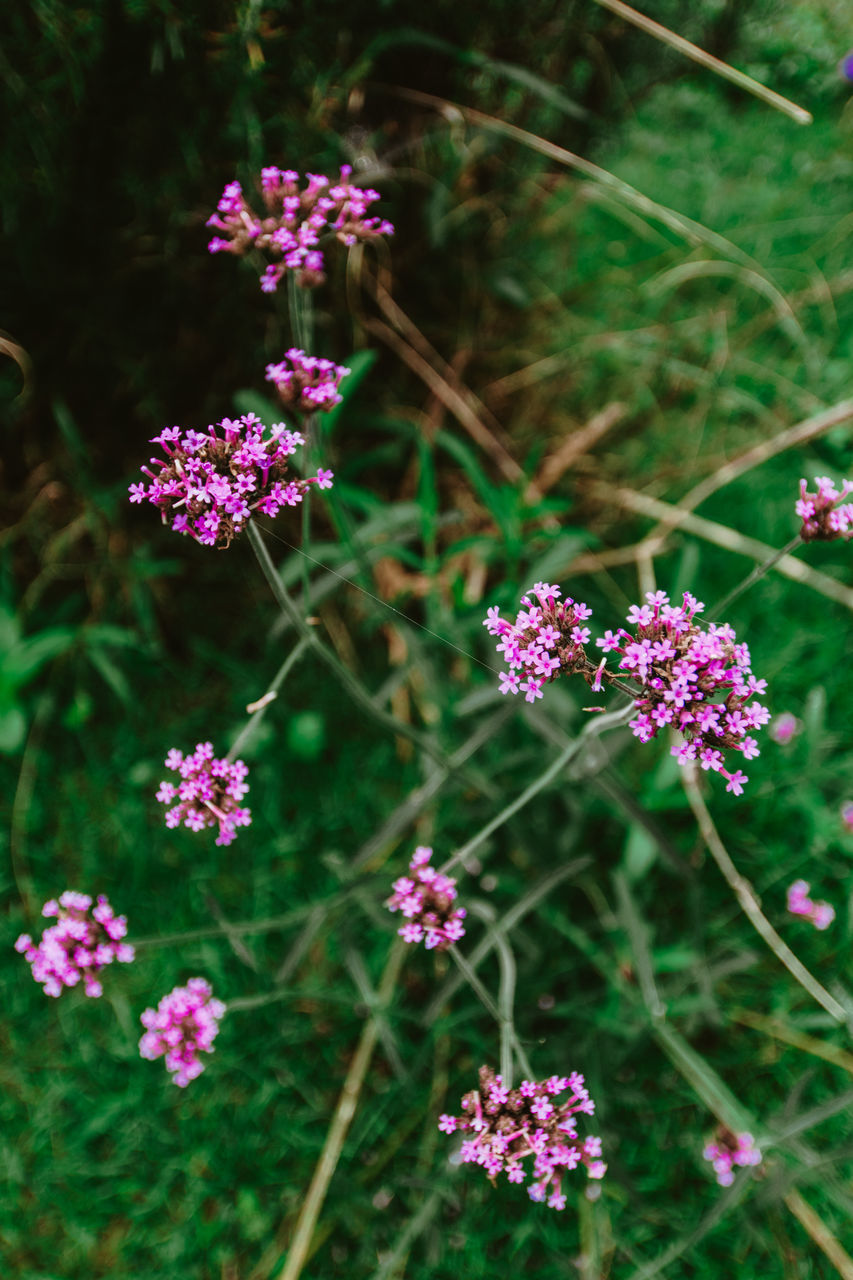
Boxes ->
[129,412,332,548]
[842,802,853,833]
[386,847,466,950]
[787,879,835,930]
[15,891,134,998]
[484,583,595,704]
[139,977,226,1087]
[796,476,853,542]
[265,348,350,414]
[440,1065,605,1206]
[596,591,768,792]
[769,712,800,745]
[703,1128,762,1186]
[156,743,251,846]
[206,165,394,293]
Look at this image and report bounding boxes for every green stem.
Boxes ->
[707,533,803,622]
[227,636,311,762]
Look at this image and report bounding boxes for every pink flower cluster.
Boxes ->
[139,977,226,1087]
[386,846,466,950]
[842,802,853,833]
[484,582,595,703]
[129,412,333,549]
[769,712,800,745]
[439,1066,605,1209]
[156,743,251,847]
[787,879,835,930]
[15,892,134,998]
[265,348,350,414]
[796,476,853,541]
[597,591,768,794]
[206,165,394,293]
[703,1129,762,1186]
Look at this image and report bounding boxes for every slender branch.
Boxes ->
[227,637,311,762]
[447,942,534,1082]
[706,534,803,622]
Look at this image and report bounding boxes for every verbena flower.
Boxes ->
[265,348,350,413]
[15,891,134,998]
[787,879,835,930]
[129,412,333,549]
[139,977,226,1087]
[483,582,596,704]
[596,591,768,793]
[796,475,853,541]
[386,846,466,950]
[439,1066,605,1209]
[206,165,394,293]
[769,711,800,745]
[156,743,251,847]
[842,802,853,833]
[703,1129,762,1186]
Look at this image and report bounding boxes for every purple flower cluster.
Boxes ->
[129,412,333,549]
[597,591,768,794]
[139,977,226,1087]
[156,743,251,847]
[206,165,394,293]
[483,582,596,703]
[386,846,466,950]
[265,348,350,414]
[787,879,835,930]
[439,1066,605,1209]
[796,476,853,542]
[703,1129,762,1186]
[15,892,134,998]
[769,711,800,745]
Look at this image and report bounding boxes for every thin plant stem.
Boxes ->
[447,945,534,1082]
[227,637,311,762]
[132,893,357,949]
[707,533,803,622]
[682,767,849,1025]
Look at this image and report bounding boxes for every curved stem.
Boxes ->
[707,533,803,622]
[227,636,310,762]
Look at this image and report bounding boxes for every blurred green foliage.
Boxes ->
[4,1,853,1277]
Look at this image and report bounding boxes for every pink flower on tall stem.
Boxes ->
[265,348,350,414]
[439,1065,605,1208]
[15,891,134,998]
[139,978,226,1087]
[787,879,835,930]
[484,582,596,704]
[156,743,251,846]
[703,1129,762,1186]
[386,847,466,950]
[795,476,853,541]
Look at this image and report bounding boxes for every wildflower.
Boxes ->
[595,591,768,792]
[484,583,596,704]
[440,1065,605,1207]
[795,476,853,542]
[787,879,835,930]
[769,712,800,745]
[265,348,350,414]
[15,891,134,998]
[129,412,332,548]
[156,743,251,846]
[842,802,853,833]
[139,977,226,1087]
[386,846,466,950]
[206,165,394,293]
[703,1128,762,1186]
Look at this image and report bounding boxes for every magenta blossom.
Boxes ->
[139,977,226,1087]
[703,1129,762,1186]
[206,165,394,293]
[796,476,853,542]
[386,846,466,950]
[129,412,333,549]
[15,891,134,998]
[842,802,853,833]
[484,582,596,704]
[769,712,800,745]
[787,879,835,930]
[440,1066,605,1209]
[156,743,251,846]
[265,348,350,414]
[596,590,768,793]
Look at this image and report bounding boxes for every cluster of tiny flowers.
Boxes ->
[265,348,350,413]
[129,412,333,549]
[769,712,800,745]
[597,591,769,794]
[139,978,226,1087]
[787,879,835,930]
[156,743,251,847]
[206,165,394,293]
[703,1130,762,1187]
[439,1066,605,1209]
[795,476,853,541]
[483,582,595,703]
[386,846,466,950]
[15,892,134,998]
[842,802,853,833]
